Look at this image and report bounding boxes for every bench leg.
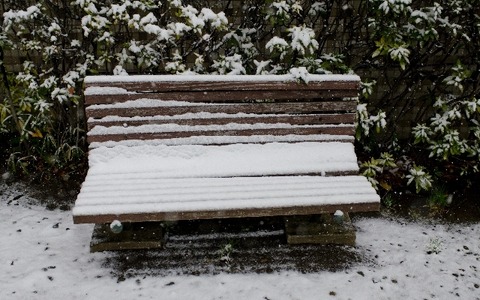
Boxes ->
[284,213,356,246]
[90,222,166,252]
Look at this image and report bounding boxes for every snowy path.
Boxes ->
[1,183,479,300]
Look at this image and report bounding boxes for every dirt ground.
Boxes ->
[102,216,372,280]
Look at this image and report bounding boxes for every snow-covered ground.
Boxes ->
[1,182,479,300]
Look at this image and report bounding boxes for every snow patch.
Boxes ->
[1,182,479,299]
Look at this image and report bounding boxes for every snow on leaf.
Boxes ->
[168,22,192,36]
[288,26,318,56]
[63,71,80,87]
[212,54,246,75]
[272,1,290,17]
[388,46,410,70]
[430,113,450,133]
[289,67,310,83]
[51,88,70,103]
[411,10,428,24]
[113,65,129,76]
[309,2,326,16]
[199,8,228,29]
[291,2,303,14]
[266,37,289,58]
[254,60,271,75]
[140,13,157,25]
[180,5,205,29]
[3,5,41,31]
[412,124,431,144]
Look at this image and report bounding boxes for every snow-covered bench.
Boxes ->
[72,74,379,229]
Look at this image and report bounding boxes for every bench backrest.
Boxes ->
[84,74,360,148]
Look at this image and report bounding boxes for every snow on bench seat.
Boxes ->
[73,175,379,223]
[72,142,379,223]
[87,142,359,178]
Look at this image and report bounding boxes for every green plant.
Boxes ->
[406,165,433,193]
[360,152,399,190]
[412,94,480,180]
[427,185,452,208]
[217,242,235,266]
[382,193,394,209]
[367,0,478,186]
[361,152,434,195]
[360,158,383,189]
[425,237,443,255]
[1,74,85,179]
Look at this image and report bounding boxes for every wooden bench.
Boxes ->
[72,74,380,249]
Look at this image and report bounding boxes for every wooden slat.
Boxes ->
[86,101,358,119]
[85,89,358,105]
[81,171,362,192]
[89,136,355,147]
[73,202,380,224]
[85,80,359,93]
[87,126,355,143]
[87,113,356,130]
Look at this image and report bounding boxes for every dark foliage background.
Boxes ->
[1,0,479,199]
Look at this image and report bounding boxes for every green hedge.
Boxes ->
[1,0,478,195]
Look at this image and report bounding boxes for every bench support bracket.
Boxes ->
[90,222,165,252]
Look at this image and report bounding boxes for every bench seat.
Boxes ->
[73,143,378,223]
[73,175,378,223]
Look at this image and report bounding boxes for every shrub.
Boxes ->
[1,0,478,197]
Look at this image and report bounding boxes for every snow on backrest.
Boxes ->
[83,74,360,147]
